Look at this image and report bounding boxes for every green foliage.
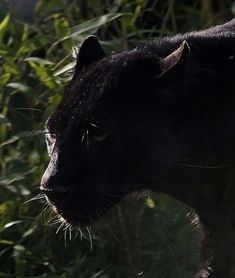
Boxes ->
[0,0,233,277]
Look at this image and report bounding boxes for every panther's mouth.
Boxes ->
[45,197,95,225]
[58,210,89,225]
[42,188,117,226]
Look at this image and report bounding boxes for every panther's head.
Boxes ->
[40,36,189,225]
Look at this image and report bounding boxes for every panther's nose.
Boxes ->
[40,185,68,194]
[40,185,68,205]
[40,170,68,204]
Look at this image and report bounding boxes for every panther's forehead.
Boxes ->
[45,69,105,136]
[45,47,163,137]
[45,86,106,139]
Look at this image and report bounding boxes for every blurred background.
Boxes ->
[0,1,234,277]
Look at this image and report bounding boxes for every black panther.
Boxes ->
[40,19,235,277]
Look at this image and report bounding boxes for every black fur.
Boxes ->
[41,20,235,277]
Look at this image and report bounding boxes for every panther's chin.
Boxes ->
[46,201,96,225]
[42,185,124,225]
[58,211,90,225]
[45,196,116,226]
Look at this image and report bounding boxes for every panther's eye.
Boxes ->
[92,131,108,143]
[89,123,108,143]
[45,131,56,156]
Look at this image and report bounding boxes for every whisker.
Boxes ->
[69,225,73,241]
[39,202,50,218]
[64,227,67,247]
[152,158,232,169]
[99,196,118,210]
[56,221,65,234]
[49,216,62,227]
[89,122,102,130]
[63,222,70,231]
[166,161,231,169]
[86,226,93,251]
[21,193,45,206]
[81,131,85,144]
[49,220,61,227]
[84,205,97,224]
[86,129,90,154]
[74,228,80,240]
[49,213,60,222]
[101,192,124,199]
[89,202,121,244]
[76,225,88,240]
[85,197,114,222]
[47,211,55,223]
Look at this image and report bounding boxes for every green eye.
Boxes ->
[89,122,108,143]
[92,131,108,143]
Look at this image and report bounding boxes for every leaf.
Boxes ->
[0,176,25,187]
[54,15,70,38]
[0,14,10,44]
[91,270,105,278]
[0,240,14,245]
[22,227,35,238]
[3,221,23,230]
[0,271,14,277]
[48,13,126,53]
[54,61,75,76]
[27,61,58,89]
[0,73,11,86]
[232,3,235,15]
[0,167,38,187]
[145,196,156,208]
[0,131,29,148]
[21,24,29,43]
[6,83,31,94]
[24,57,55,66]
[13,244,26,257]
[70,13,125,38]
[0,203,9,215]
[0,49,8,56]
[4,62,19,75]
[54,15,72,52]
[0,114,10,125]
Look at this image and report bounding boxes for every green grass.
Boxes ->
[0,0,234,277]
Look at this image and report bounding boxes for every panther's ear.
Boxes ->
[156,41,190,100]
[74,35,106,73]
[158,40,190,78]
